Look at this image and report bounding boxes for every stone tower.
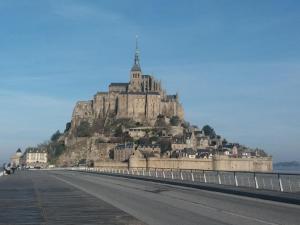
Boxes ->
[128,37,142,92]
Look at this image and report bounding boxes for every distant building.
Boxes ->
[114,143,161,161]
[171,148,197,159]
[24,148,48,168]
[222,143,239,157]
[10,148,23,167]
[196,149,212,159]
[171,143,188,150]
[128,127,152,138]
[114,143,135,162]
[196,136,210,149]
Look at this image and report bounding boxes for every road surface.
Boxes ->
[1,170,299,225]
[52,170,300,225]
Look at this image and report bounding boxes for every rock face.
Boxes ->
[69,44,184,135]
[58,136,117,166]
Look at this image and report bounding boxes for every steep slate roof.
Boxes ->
[26,148,47,153]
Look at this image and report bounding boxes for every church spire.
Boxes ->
[131,35,141,72]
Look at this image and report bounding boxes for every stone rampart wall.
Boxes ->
[94,160,128,169]
[128,156,272,172]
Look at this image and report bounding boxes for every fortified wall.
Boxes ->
[94,156,272,172]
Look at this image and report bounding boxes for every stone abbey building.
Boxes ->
[71,42,184,128]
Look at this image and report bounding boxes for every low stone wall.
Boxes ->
[212,156,273,172]
[147,158,212,170]
[129,156,273,172]
[94,160,128,169]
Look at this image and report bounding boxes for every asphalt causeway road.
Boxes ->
[0,170,299,225]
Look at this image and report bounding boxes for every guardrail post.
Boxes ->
[180,170,183,180]
[234,172,239,187]
[254,173,259,189]
[203,170,207,183]
[278,174,284,192]
[191,170,194,182]
[218,171,222,185]
[171,170,174,180]
[155,169,158,178]
[163,170,166,179]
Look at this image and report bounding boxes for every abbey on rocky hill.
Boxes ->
[71,41,184,128]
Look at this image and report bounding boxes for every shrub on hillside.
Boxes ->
[76,121,92,137]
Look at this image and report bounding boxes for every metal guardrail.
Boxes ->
[70,167,300,193]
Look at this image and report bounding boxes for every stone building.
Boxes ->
[114,143,135,162]
[70,40,184,132]
[10,148,22,167]
[128,127,152,139]
[114,142,161,162]
[24,148,48,168]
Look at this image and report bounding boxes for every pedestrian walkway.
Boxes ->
[0,171,146,225]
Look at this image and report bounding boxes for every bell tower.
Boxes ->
[129,36,142,92]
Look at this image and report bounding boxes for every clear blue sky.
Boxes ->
[0,0,299,164]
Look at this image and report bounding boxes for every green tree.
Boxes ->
[170,116,180,126]
[51,130,61,142]
[64,122,71,133]
[202,125,216,138]
[181,121,190,129]
[92,118,105,133]
[114,125,123,137]
[76,121,92,137]
[158,139,172,154]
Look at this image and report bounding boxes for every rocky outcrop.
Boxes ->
[58,137,117,166]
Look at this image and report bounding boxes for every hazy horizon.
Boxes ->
[1,0,300,165]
